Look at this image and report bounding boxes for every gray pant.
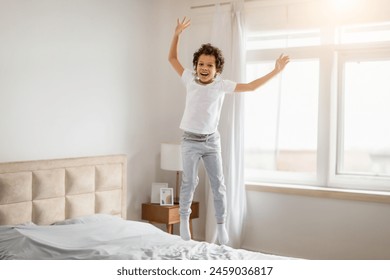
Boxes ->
[180,131,227,224]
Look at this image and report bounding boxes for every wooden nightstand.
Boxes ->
[141,202,199,235]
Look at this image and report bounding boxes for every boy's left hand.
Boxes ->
[275,54,290,73]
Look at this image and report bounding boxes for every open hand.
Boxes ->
[274,54,290,73]
[175,17,191,36]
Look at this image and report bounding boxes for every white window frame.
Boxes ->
[328,43,390,192]
[245,41,390,192]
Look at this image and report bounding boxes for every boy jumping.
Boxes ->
[168,17,289,245]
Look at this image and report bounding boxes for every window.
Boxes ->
[337,53,390,177]
[247,29,321,50]
[337,22,390,44]
[245,59,319,183]
[244,14,390,190]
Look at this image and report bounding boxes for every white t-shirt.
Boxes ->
[180,69,237,134]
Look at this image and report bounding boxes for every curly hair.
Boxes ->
[192,43,225,73]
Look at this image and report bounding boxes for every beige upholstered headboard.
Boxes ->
[0,155,127,225]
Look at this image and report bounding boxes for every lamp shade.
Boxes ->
[160,143,183,171]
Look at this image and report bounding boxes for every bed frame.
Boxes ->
[0,155,127,226]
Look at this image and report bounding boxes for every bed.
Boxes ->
[0,155,291,260]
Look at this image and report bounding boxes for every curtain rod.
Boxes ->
[190,1,231,9]
[190,0,315,9]
[190,0,278,10]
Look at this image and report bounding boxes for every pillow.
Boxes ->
[52,214,121,225]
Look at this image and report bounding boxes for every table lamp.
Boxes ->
[160,143,183,203]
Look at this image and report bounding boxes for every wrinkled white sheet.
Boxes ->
[0,215,290,260]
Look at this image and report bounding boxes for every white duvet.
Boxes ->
[0,214,289,260]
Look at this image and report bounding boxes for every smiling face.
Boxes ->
[196,54,218,84]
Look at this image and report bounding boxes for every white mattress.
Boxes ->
[0,214,290,260]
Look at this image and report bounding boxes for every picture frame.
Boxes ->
[151,183,168,203]
[160,188,174,206]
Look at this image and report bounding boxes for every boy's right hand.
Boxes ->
[175,17,191,36]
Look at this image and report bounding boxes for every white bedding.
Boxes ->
[0,214,289,260]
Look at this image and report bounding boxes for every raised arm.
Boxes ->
[168,17,191,76]
[234,54,290,92]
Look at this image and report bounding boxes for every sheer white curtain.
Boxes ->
[205,0,247,249]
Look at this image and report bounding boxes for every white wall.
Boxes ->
[243,190,390,259]
[0,0,140,161]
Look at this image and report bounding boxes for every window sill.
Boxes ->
[245,183,390,204]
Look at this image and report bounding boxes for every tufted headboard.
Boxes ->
[0,155,127,225]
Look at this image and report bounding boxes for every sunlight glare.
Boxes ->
[331,0,353,11]
[330,0,362,13]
